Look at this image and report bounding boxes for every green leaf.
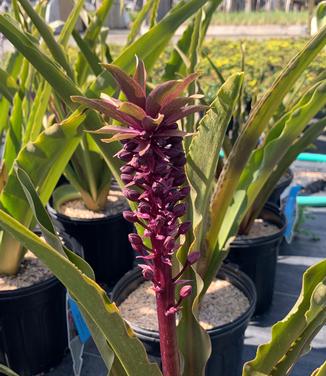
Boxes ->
[72,29,102,77]
[22,81,52,144]
[0,206,162,376]
[207,26,326,254]
[0,14,81,105]
[127,0,155,45]
[243,259,326,376]
[3,92,23,173]
[75,0,114,85]
[89,0,210,95]
[184,73,243,264]
[176,74,243,376]
[16,0,74,79]
[0,364,19,376]
[163,0,222,80]
[0,67,20,102]
[0,111,86,274]
[221,80,326,245]
[311,361,326,376]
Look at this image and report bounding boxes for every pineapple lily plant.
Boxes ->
[72,64,206,375]
[0,1,325,375]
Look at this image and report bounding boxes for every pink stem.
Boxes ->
[155,260,180,376]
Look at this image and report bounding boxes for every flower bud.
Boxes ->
[187,251,200,265]
[173,174,186,186]
[178,221,191,235]
[128,233,143,252]
[117,150,133,162]
[123,142,137,152]
[179,285,192,299]
[173,203,186,217]
[165,306,179,316]
[164,236,175,252]
[139,202,151,214]
[123,211,138,223]
[121,174,133,184]
[123,188,140,202]
[120,165,135,174]
[179,186,190,198]
[139,264,154,281]
[172,155,186,167]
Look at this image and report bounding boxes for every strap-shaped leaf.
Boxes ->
[127,0,155,45]
[220,80,326,246]
[89,0,210,95]
[0,206,162,376]
[184,73,243,264]
[0,67,20,102]
[75,0,114,85]
[163,0,222,80]
[243,259,326,376]
[311,361,326,376]
[0,111,85,274]
[176,74,243,376]
[0,364,19,376]
[207,25,326,253]
[203,80,326,289]
[251,116,326,221]
[16,0,74,79]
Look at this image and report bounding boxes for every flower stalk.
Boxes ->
[72,59,205,376]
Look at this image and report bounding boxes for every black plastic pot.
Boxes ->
[48,197,135,287]
[267,168,293,207]
[0,277,67,376]
[112,265,256,376]
[226,203,285,315]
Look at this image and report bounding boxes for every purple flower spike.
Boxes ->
[72,59,204,376]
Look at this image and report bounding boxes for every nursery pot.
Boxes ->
[47,185,135,286]
[112,265,256,376]
[226,203,285,315]
[0,277,67,376]
[267,168,293,207]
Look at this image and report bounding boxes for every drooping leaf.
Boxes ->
[0,208,162,376]
[176,73,243,376]
[207,26,326,255]
[0,111,86,274]
[243,259,326,376]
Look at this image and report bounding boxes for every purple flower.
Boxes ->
[72,59,205,313]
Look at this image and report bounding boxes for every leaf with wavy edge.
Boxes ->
[203,79,326,290]
[0,111,86,274]
[218,80,326,249]
[243,259,326,376]
[206,26,326,255]
[0,364,19,376]
[176,74,243,376]
[0,208,162,376]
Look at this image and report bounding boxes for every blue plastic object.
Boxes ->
[297,195,326,206]
[284,185,302,243]
[68,297,91,344]
[297,153,326,162]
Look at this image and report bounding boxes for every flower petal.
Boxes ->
[102,64,146,108]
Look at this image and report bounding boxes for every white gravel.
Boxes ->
[0,251,52,291]
[118,279,249,331]
[59,190,129,219]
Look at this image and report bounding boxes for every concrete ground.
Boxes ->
[46,159,326,376]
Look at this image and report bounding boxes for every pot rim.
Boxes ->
[112,265,256,340]
[0,275,59,299]
[232,202,286,247]
[275,168,294,191]
[47,183,128,224]
[47,200,125,224]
